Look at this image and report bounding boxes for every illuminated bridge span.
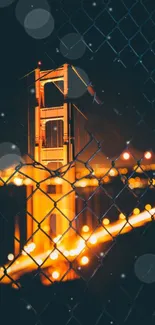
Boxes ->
[0,63,155,286]
[1,208,155,286]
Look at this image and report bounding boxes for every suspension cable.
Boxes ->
[71,65,88,87]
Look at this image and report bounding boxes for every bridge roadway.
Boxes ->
[1,207,154,285]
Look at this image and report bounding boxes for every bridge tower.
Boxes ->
[26,64,76,254]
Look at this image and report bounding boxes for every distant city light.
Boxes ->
[89,235,97,244]
[121,273,126,278]
[104,176,110,183]
[53,235,61,243]
[13,177,23,186]
[145,204,152,211]
[133,208,140,215]
[50,250,58,260]
[121,168,128,174]
[27,243,36,252]
[80,180,87,187]
[80,256,89,265]
[63,250,69,257]
[109,169,116,176]
[103,218,110,225]
[82,225,89,233]
[144,151,152,159]
[52,271,60,279]
[24,178,32,185]
[38,61,42,66]
[69,250,76,257]
[30,88,35,94]
[119,213,126,220]
[122,152,130,160]
[36,259,43,266]
[7,253,14,261]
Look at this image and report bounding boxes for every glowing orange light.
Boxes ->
[145,204,152,211]
[63,250,69,257]
[128,178,135,186]
[80,180,87,187]
[82,225,89,233]
[119,213,126,220]
[54,177,63,184]
[1,207,155,284]
[144,151,152,159]
[89,235,97,244]
[52,271,60,279]
[109,169,116,176]
[13,177,23,186]
[103,218,110,225]
[122,152,130,160]
[24,178,32,185]
[28,243,36,252]
[36,259,43,266]
[70,250,76,256]
[50,250,58,260]
[121,168,128,174]
[43,225,50,232]
[104,176,110,183]
[22,250,27,256]
[0,268,4,278]
[7,254,14,261]
[133,208,140,215]
[80,256,89,265]
[53,235,61,243]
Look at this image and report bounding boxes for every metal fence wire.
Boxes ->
[0,0,155,325]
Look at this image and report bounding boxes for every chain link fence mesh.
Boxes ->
[0,0,155,324]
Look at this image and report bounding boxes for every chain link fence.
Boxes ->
[0,0,155,324]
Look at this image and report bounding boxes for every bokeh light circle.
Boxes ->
[134,254,155,284]
[24,9,54,39]
[15,0,50,26]
[122,152,130,160]
[0,142,23,170]
[144,151,152,159]
[59,33,86,60]
[24,9,50,30]
[0,0,15,8]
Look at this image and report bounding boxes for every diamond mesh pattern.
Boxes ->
[1,0,155,324]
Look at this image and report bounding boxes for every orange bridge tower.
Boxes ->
[26,64,76,254]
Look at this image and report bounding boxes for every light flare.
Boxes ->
[80,256,89,265]
[52,271,60,279]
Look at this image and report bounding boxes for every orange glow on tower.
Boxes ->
[25,64,76,257]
